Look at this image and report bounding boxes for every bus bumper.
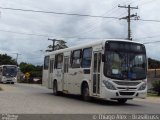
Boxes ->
[1,77,16,83]
[100,87,147,100]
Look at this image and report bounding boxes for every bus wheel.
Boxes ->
[82,84,90,101]
[53,81,58,96]
[117,99,127,104]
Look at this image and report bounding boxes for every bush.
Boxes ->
[152,80,160,96]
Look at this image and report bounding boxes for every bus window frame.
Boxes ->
[55,53,63,69]
[81,47,92,68]
[44,56,50,70]
[71,49,82,68]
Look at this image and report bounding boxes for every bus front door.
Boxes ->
[92,52,101,96]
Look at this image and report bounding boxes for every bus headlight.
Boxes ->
[138,82,147,91]
[103,80,116,90]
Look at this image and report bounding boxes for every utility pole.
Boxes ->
[13,53,21,65]
[48,38,63,51]
[48,38,66,51]
[118,5,139,40]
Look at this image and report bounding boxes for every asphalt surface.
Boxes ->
[0,83,160,114]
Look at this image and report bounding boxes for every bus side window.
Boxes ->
[81,48,92,68]
[44,56,50,70]
[71,49,82,68]
[55,54,63,69]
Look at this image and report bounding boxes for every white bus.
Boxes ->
[0,65,18,84]
[42,39,147,103]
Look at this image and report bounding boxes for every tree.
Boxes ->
[46,40,68,52]
[0,54,16,65]
[148,58,160,77]
[19,62,35,73]
[19,62,43,83]
[148,58,160,69]
[54,40,68,50]
[152,80,160,96]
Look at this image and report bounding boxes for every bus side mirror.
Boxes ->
[102,54,105,62]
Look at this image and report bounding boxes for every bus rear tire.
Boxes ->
[53,81,59,96]
[117,99,127,104]
[82,84,90,101]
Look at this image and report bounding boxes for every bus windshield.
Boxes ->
[104,41,147,80]
[3,66,17,77]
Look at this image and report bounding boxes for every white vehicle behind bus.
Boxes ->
[42,39,147,104]
[0,65,18,84]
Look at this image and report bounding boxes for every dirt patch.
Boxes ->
[135,97,160,104]
[0,87,2,91]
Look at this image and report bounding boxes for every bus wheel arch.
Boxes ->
[81,81,90,101]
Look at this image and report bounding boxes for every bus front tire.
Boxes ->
[117,99,127,104]
[82,84,90,101]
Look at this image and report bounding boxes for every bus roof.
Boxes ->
[0,65,17,67]
[45,39,144,56]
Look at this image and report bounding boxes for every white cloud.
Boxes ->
[0,0,160,65]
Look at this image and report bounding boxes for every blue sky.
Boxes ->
[0,0,160,65]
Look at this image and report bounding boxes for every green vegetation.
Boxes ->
[19,62,42,83]
[0,54,16,65]
[148,58,160,69]
[152,80,160,96]
[147,92,159,97]
[0,54,42,84]
[46,40,68,52]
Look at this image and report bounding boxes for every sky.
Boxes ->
[0,0,160,65]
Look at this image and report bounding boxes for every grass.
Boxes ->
[147,92,160,97]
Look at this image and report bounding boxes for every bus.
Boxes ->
[0,65,18,84]
[42,39,147,103]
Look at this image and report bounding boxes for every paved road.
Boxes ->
[0,83,160,114]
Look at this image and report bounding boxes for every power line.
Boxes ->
[0,29,54,38]
[0,29,77,39]
[138,0,159,6]
[2,27,160,41]
[0,28,126,40]
[69,5,119,38]
[135,34,160,40]
[0,6,160,23]
[143,41,160,44]
[138,19,160,23]
[64,2,126,38]
[0,6,119,19]
[21,57,43,60]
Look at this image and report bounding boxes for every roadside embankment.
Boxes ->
[0,87,2,91]
[134,96,160,104]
